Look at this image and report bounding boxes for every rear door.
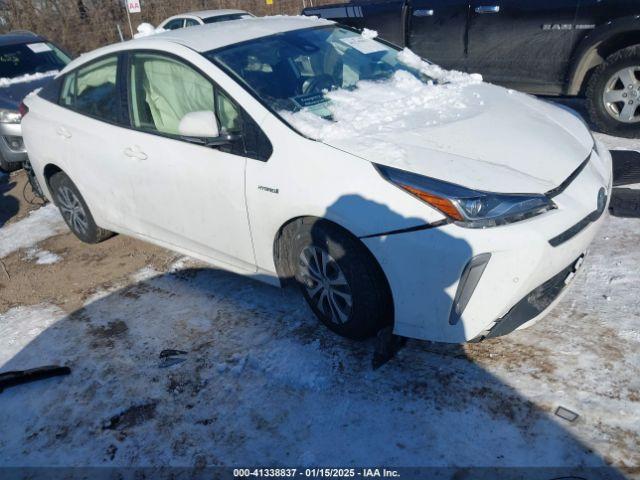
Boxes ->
[54,54,137,229]
[406,0,469,69]
[466,0,580,91]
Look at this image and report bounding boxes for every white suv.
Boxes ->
[22,17,612,343]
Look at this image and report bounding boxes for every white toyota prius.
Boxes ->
[22,16,612,343]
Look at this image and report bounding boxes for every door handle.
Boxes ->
[413,9,434,17]
[475,5,500,13]
[56,127,72,139]
[124,146,148,161]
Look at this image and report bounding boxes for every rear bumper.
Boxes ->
[363,146,612,343]
[0,122,26,165]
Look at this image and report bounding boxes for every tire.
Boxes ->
[0,157,21,173]
[286,218,393,340]
[49,172,113,244]
[586,45,640,138]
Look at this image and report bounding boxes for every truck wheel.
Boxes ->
[288,218,393,340]
[587,45,640,138]
[49,171,113,244]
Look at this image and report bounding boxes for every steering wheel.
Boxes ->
[302,74,335,95]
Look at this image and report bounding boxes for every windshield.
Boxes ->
[206,26,431,118]
[0,42,70,80]
[203,13,254,24]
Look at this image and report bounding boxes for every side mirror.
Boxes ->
[178,111,219,139]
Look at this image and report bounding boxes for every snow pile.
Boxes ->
[0,70,58,88]
[134,23,165,39]
[0,304,65,368]
[281,47,483,144]
[397,47,482,86]
[24,247,62,265]
[0,205,67,258]
[361,28,378,39]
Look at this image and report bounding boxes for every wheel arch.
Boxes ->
[567,18,640,95]
[42,163,64,196]
[272,215,392,292]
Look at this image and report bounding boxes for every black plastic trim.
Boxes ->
[546,154,591,199]
[449,253,492,326]
[359,219,449,239]
[548,207,605,247]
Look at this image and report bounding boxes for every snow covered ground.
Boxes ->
[0,133,638,473]
[1,215,638,471]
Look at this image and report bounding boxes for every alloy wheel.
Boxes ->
[603,66,640,123]
[298,246,353,325]
[56,185,89,236]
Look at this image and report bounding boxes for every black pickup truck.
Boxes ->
[303,0,640,138]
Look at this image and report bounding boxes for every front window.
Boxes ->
[206,26,431,118]
[129,52,215,136]
[0,42,70,80]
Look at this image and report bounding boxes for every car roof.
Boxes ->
[189,9,251,19]
[0,31,46,47]
[62,16,334,73]
[151,16,332,52]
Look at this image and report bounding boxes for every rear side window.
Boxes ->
[163,19,184,30]
[184,18,199,27]
[59,55,120,124]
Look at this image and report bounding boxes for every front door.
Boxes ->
[120,51,256,271]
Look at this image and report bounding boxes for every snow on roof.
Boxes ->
[148,15,333,52]
[62,16,334,74]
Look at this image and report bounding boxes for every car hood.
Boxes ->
[322,83,594,194]
[0,77,54,110]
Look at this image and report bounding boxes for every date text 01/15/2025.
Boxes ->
[233,468,401,478]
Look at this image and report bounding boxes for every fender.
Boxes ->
[567,15,640,95]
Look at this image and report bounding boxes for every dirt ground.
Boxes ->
[0,171,178,313]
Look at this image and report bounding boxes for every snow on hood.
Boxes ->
[283,49,593,194]
[0,70,58,88]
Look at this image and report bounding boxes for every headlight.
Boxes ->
[376,164,556,228]
[0,109,21,124]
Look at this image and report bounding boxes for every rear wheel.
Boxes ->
[287,218,392,340]
[49,172,113,244]
[587,45,640,138]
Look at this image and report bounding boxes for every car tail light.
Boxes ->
[18,102,29,117]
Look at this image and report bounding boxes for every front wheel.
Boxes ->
[587,45,640,138]
[288,218,393,340]
[49,171,113,244]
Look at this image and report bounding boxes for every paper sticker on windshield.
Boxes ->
[27,43,52,54]
[340,36,387,54]
[293,92,326,109]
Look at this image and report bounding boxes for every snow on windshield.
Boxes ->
[281,45,484,150]
[0,70,58,88]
